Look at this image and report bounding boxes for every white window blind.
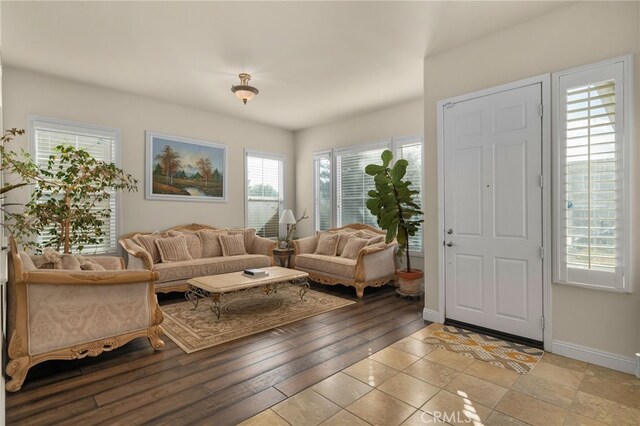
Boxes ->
[30,117,119,254]
[335,144,387,228]
[246,152,284,239]
[395,138,424,253]
[554,57,630,291]
[313,151,332,231]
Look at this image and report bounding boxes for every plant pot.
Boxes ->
[396,269,424,296]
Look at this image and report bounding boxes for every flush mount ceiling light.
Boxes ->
[231,73,259,105]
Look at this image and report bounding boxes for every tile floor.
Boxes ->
[240,323,640,426]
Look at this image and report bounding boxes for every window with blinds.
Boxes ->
[313,151,332,231]
[335,144,386,228]
[395,138,424,253]
[30,117,119,254]
[555,58,630,291]
[245,152,284,239]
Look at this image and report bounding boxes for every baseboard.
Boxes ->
[422,308,441,323]
[636,353,640,379]
[551,340,637,375]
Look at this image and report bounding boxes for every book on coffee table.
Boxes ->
[243,269,269,278]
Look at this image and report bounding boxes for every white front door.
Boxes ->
[443,83,544,341]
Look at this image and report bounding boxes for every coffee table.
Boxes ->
[185,266,310,321]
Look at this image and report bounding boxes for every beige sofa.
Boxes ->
[6,238,163,392]
[119,224,276,293]
[292,224,397,298]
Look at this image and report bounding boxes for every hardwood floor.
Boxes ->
[6,284,427,425]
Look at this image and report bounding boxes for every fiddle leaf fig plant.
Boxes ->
[365,149,423,272]
[1,128,138,253]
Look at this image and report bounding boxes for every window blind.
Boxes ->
[246,153,284,239]
[314,152,332,231]
[32,119,118,254]
[396,140,424,253]
[335,145,386,228]
[555,59,628,291]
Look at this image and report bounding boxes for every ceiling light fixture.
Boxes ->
[231,73,259,105]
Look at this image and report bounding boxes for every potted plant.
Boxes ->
[365,150,424,296]
[1,128,138,253]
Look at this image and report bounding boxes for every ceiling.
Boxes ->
[2,1,571,131]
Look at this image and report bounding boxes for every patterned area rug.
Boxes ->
[161,287,355,353]
[424,326,543,374]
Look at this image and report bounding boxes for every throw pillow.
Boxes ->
[61,255,82,270]
[168,230,203,259]
[35,248,63,269]
[155,235,193,263]
[228,228,257,253]
[341,235,371,259]
[134,232,163,263]
[219,234,248,256]
[197,229,228,257]
[314,233,339,256]
[19,252,37,271]
[76,256,107,271]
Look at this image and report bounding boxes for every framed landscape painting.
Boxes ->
[145,131,227,202]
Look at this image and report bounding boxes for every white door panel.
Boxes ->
[444,84,543,341]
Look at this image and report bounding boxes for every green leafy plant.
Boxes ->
[1,128,138,253]
[365,149,423,272]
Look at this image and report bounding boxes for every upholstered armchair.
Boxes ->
[5,238,164,392]
[292,224,398,298]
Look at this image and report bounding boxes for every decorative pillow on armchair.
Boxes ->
[134,232,163,263]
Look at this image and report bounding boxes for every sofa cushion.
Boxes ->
[295,254,356,279]
[19,252,37,271]
[153,255,271,283]
[220,234,248,256]
[198,229,227,257]
[134,232,163,263]
[315,233,339,256]
[356,230,385,244]
[341,235,371,259]
[168,230,203,259]
[156,235,193,263]
[228,228,256,253]
[316,229,359,256]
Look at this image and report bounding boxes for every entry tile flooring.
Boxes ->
[241,323,640,426]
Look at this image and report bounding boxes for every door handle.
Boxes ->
[446,228,453,235]
[446,241,453,247]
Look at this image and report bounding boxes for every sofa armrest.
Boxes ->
[119,238,153,270]
[355,243,398,282]
[252,235,276,260]
[21,269,159,286]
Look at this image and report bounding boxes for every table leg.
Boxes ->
[210,293,222,321]
[299,278,310,301]
[185,287,200,310]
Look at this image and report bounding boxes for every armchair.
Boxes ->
[5,238,164,392]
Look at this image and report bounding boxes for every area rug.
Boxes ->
[161,287,355,353]
[424,326,543,374]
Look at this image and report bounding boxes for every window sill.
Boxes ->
[553,280,632,294]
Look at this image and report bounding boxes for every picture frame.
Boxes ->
[145,131,227,202]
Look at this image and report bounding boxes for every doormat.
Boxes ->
[161,286,355,353]
[424,326,543,374]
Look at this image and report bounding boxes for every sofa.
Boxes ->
[6,238,163,392]
[119,224,276,293]
[291,224,397,298]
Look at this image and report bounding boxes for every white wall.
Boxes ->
[294,98,424,238]
[3,67,295,235]
[424,1,640,361]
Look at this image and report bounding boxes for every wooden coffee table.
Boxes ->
[185,266,310,321]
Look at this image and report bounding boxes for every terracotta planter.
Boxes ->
[396,269,424,296]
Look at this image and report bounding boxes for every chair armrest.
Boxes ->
[292,236,317,255]
[355,243,398,282]
[252,235,276,257]
[88,256,126,271]
[119,238,153,270]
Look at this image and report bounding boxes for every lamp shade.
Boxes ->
[279,209,296,225]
